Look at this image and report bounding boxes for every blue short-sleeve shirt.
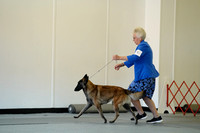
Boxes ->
[124,40,159,82]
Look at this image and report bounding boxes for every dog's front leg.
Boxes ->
[74,102,92,119]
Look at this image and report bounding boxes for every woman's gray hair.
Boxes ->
[133,27,146,40]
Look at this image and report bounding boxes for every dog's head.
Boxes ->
[74,74,89,91]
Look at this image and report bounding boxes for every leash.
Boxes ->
[90,59,114,79]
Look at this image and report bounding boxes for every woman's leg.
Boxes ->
[143,97,159,118]
[131,99,144,115]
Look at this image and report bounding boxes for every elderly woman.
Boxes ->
[113,27,163,124]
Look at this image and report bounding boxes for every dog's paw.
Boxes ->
[104,120,107,124]
[109,120,115,123]
[74,116,79,119]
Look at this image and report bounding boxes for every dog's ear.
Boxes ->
[83,74,88,79]
[83,74,88,85]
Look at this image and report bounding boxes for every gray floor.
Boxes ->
[0,112,199,133]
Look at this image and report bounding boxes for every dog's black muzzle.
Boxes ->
[74,82,82,91]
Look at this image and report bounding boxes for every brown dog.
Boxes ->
[74,74,143,124]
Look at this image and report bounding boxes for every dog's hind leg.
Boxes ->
[74,102,92,119]
[123,103,138,125]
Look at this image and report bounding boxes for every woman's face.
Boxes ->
[133,33,142,45]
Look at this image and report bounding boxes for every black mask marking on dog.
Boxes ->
[74,74,89,91]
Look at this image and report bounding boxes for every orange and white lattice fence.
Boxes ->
[167,81,200,116]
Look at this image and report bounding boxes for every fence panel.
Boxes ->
[167,81,200,116]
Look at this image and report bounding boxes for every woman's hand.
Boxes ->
[112,55,128,61]
[114,63,125,71]
[112,55,120,60]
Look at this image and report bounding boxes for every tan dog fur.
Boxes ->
[74,74,143,124]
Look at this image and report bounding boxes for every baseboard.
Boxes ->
[0,108,68,114]
[0,107,152,114]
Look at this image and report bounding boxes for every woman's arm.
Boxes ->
[112,54,126,70]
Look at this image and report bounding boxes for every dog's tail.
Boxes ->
[124,89,132,95]
[127,90,144,101]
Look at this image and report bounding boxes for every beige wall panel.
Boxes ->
[174,0,200,106]
[54,0,107,107]
[0,0,52,108]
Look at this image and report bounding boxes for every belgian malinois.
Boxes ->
[74,74,144,124]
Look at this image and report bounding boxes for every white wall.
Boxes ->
[158,0,200,112]
[54,0,107,107]
[159,0,176,113]
[3,0,198,110]
[0,0,53,108]
[144,0,161,107]
[174,0,200,106]
[0,0,147,109]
